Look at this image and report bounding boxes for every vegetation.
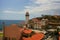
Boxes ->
[29,15,60,29]
[29,15,60,23]
[0,33,3,37]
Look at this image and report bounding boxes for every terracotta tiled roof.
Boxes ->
[31,33,44,40]
[23,29,32,34]
[22,33,44,40]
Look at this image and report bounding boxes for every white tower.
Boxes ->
[25,12,29,28]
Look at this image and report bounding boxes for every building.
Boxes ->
[30,18,48,29]
[3,11,46,40]
[25,12,29,28]
[3,12,30,40]
[32,18,41,29]
[4,24,22,40]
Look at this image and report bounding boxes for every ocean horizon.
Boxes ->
[0,20,24,31]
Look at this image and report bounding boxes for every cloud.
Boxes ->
[52,1,60,3]
[33,0,50,4]
[31,0,60,4]
[1,0,60,20]
[24,4,60,14]
[2,0,60,15]
[24,0,60,14]
[2,0,60,14]
[2,10,25,14]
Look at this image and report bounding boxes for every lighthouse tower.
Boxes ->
[25,12,29,28]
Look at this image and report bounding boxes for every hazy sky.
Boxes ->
[0,0,60,20]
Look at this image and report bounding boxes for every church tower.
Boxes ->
[25,12,29,28]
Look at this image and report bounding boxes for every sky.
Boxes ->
[0,0,60,20]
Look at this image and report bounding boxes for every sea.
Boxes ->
[0,20,24,31]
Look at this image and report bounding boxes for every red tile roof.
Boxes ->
[22,33,44,40]
[23,29,32,34]
[19,28,44,40]
[31,33,44,40]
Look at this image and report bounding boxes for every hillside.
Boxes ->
[29,15,60,29]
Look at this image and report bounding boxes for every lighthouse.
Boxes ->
[25,12,29,28]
